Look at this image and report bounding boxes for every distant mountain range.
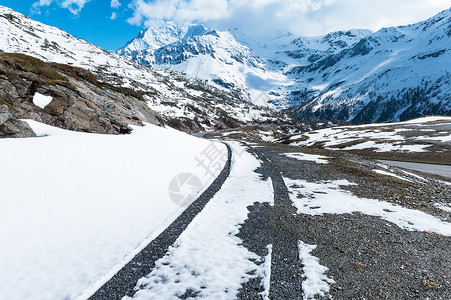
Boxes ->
[116,22,268,103]
[118,8,451,123]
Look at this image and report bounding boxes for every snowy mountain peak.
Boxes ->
[117,22,269,102]
[285,7,451,123]
[120,22,222,55]
[288,29,373,61]
[121,21,189,52]
[183,24,208,39]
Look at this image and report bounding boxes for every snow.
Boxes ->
[117,5,451,116]
[435,203,451,213]
[376,163,428,182]
[373,169,412,182]
[0,120,226,300]
[298,241,335,300]
[0,5,160,88]
[117,20,294,106]
[289,11,451,118]
[126,142,274,299]
[288,117,451,153]
[221,131,241,137]
[376,163,389,170]
[32,92,53,109]
[284,178,451,236]
[352,116,451,127]
[400,170,428,182]
[420,133,451,142]
[342,141,430,153]
[120,21,189,53]
[283,152,329,164]
[259,244,273,300]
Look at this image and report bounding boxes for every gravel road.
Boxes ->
[88,141,450,300]
[238,143,451,299]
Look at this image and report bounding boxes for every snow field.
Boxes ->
[0,120,226,300]
[284,178,451,236]
[282,152,329,164]
[290,117,451,153]
[259,244,273,300]
[372,169,412,182]
[32,92,53,109]
[298,241,335,300]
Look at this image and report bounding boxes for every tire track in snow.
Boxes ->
[241,145,306,299]
[88,144,232,300]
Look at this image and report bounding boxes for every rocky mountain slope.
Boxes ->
[0,5,290,136]
[119,8,451,124]
[287,8,451,123]
[0,102,35,138]
[117,22,290,105]
[0,51,163,135]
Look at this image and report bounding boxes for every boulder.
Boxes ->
[0,118,36,138]
[0,104,36,138]
[0,103,13,125]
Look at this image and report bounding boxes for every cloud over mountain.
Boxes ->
[127,0,451,37]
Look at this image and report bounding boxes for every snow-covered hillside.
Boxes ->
[0,5,288,133]
[279,116,451,164]
[287,8,451,123]
[0,5,158,88]
[119,8,451,123]
[0,120,227,300]
[117,21,292,105]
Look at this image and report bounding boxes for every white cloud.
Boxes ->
[111,0,121,9]
[127,0,230,27]
[31,0,90,15]
[128,0,451,37]
[33,0,54,6]
[110,12,118,20]
[31,0,54,14]
[60,0,90,15]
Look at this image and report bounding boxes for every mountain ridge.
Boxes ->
[118,7,451,123]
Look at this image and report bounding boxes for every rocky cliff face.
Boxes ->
[0,52,163,136]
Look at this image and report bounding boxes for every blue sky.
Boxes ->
[1,1,450,51]
[0,0,140,50]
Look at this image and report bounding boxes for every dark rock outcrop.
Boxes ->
[0,104,36,138]
[0,52,164,136]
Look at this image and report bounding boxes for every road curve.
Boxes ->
[88,144,232,300]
